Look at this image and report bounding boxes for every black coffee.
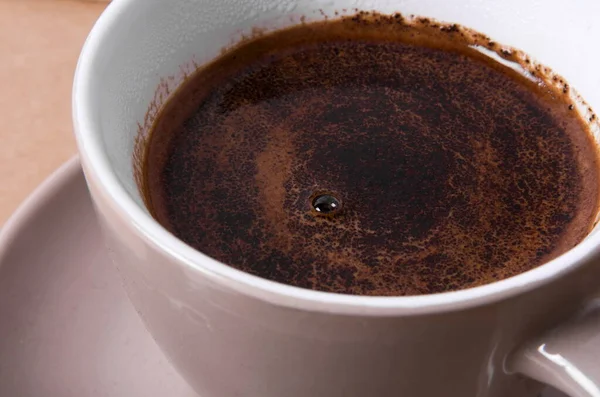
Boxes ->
[140,13,600,296]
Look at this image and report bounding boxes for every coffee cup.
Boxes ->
[73,1,600,396]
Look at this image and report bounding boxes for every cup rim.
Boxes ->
[72,0,600,316]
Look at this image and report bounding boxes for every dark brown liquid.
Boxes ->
[142,13,600,296]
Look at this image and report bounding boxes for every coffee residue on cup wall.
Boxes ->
[133,10,600,196]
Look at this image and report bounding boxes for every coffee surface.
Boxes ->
[142,14,600,296]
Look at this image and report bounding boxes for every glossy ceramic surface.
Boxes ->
[72,1,600,396]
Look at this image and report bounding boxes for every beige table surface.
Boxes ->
[0,0,107,225]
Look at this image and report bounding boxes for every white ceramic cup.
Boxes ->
[73,1,600,396]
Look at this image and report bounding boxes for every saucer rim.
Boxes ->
[0,156,80,262]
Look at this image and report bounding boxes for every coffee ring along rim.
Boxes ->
[74,0,600,315]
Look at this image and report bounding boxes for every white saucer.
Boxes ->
[0,158,197,397]
[0,158,564,397]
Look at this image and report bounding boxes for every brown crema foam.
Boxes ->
[141,13,600,296]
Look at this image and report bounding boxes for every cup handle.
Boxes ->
[507,302,600,397]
